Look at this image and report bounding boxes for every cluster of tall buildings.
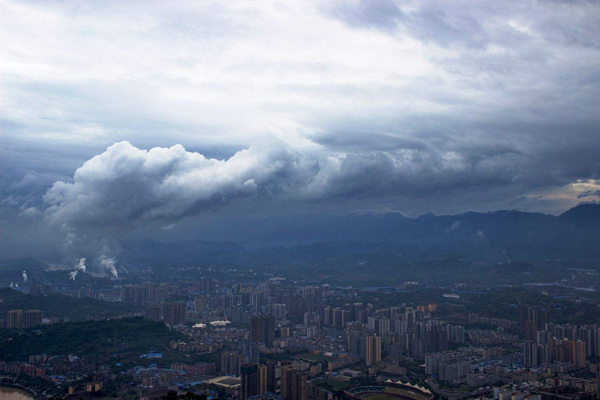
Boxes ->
[145,301,187,326]
[523,337,587,368]
[221,341,264,376]
[27,284,55,296]
[121,282,171,306]
[519,306,599,369]
[121,280,325,330]
[345,316,464,363]
[519,306,551,329]
[239,362,308,400]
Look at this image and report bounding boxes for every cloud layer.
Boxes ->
[1,0,600,255]
[44,141,315,226]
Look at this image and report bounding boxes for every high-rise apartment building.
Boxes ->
[7,309,23,329]
[266,361,277,393]
[250,315,276,347]
[194,296,208,312]
[523,341,538,367]
[571,340,587,368]
[162,302,186,326]
[258,364,268,395]
[23,310,43,328]
[241,364,259,400]
[281,366,307,400]
[365,335,382,366]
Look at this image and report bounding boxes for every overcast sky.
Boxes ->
[1,0,600,255]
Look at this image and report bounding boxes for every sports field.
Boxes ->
[359,393,400,400]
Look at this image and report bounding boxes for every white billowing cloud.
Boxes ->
[43,140,532,229]
[43,141,316,226]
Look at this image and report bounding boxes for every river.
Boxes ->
[0,385,35,400]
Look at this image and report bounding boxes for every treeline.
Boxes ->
[0,317,185,361]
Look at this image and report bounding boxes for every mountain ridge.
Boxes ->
[192,203,599,247]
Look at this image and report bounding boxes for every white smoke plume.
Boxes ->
[99,255,118,279]
[67,257,86,280]
[22,270,27,282]
[501,249,511,264]
[75,258,86,272]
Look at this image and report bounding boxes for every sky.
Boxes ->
[1,0,600,257]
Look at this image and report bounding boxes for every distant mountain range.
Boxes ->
[204,203,600,247]
[2,204,599,272]
[123,203,600,264]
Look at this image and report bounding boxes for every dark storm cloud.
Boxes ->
[578,190,600,199]
[328,0,600,49]
[312,131,426,152]
[326,0,492,46]
[327,0,404,32]
[0,139,74,214]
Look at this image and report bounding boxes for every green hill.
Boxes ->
[0,288,140,320]
[0,317,185,361]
